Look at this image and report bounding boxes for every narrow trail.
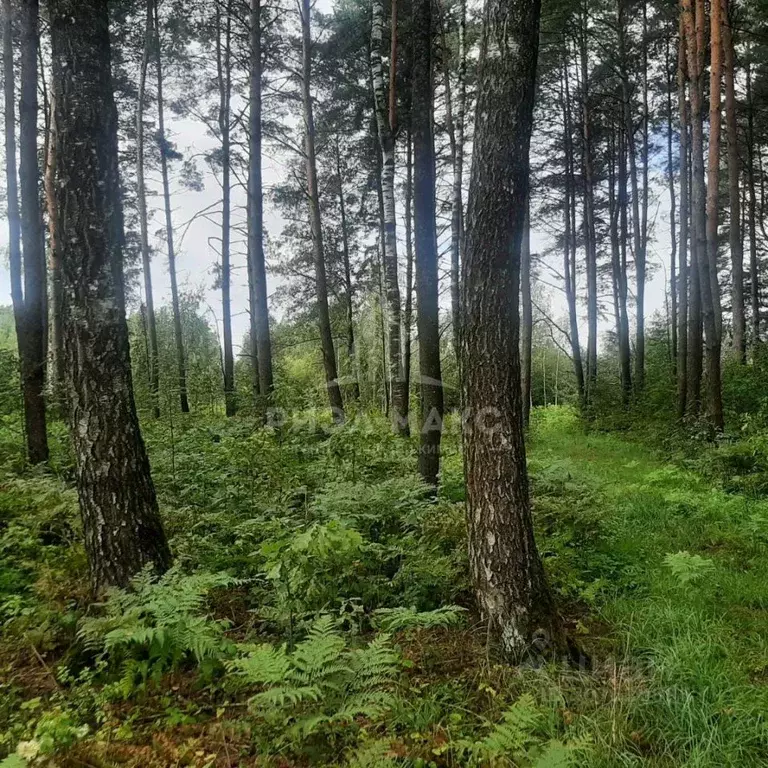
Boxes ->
[526,407,768,766]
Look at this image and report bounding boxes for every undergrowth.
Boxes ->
[1,407,768,765]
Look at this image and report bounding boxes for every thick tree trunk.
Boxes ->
[723,0,745,362]
[137,0,160,419]
[16,0,48,463]
[521,205,532,426]
[217,0,236,416]
[462,0,567,661]
[412,0,443,486]
[561,53,585,406]
[371,0,407,434]
[335,135,359,401]
[248,0,274,415]
[300,0,344,423]
[154,0,189,413]
[677,17,689,418]
[50,0,171,592]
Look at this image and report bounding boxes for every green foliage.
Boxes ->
[663,551,716,585]
[77,567,237,693]
[227,616,400,757]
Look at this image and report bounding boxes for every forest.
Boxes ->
[2,0,768,764]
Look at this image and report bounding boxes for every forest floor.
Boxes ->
[2,407,768,766]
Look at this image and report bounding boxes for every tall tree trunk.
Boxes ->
[636,2,649,391]
[666,35,678,371]
[723,0,745,362]
[521,204,532,426]
[462,0,568,660]
[137,0,160,419]
[440,0,466,372]
[300,0,344,423]
[154,0,189,413]
[747,57,760,352]
[403,127,414,413]
[50,0,171,592]
[682,0,706,418]
[248,0,274,415]
[217,0,236,416]
[677,16,689,418]
[703,0,725,430]
[44,68,65,405]
[412,0,443,486]
[371,0,407,435]
[561,52,585,405]
[579,6,597,403]
[335,135,359,401]
[16,0,48,462]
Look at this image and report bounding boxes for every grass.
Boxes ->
[2,405,768,765]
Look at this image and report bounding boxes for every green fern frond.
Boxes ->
[372,605,467,632]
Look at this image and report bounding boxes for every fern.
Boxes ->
[78,567,238,691]
[226,616,400,751]
[663,551,715,585]
[372,605,467,632]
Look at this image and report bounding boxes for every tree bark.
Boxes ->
[521,204,532,426]
[137,0,160,419]
[371,0,407,435]
[403,127,414,414]
[722,0,745,362]
[15,0,48,463]
[462,0,567,661]
[412,0,443,487]
[154,0,189,413]
[746,57,760,352]
[666,35,678,371]
[677,15,689,418]
[50,0,171,592]
[217,0,236,416]
[248,0,274,416]
[300,0,344,423]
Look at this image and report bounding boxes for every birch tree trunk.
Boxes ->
[371,0,408,435]
[300,0,344,423]
[462,0,569,661]
[50,0,171,592]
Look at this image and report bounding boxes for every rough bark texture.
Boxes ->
[677,17,689,418]
[248,0,274,416]
[154,0,189,413]
[371,0,407,435]
[666,37,677,371]
[217,0,236,417]
[403,128,414,412]
[15,0,48,463]
[50,0,171,592]
[300,0,344,423]
[137,0,160,419]
[462,0,567,661]
[412,0,443,487]
[521,205,532,426]
[617,124,633,401]
[722,0,745,362]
